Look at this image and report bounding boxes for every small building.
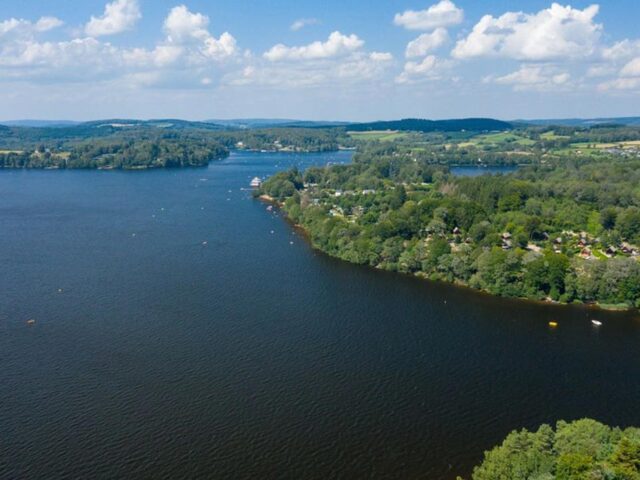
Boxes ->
[580,247,592,259]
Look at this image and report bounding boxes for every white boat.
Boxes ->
[591,319,602,326]
[250,177,262,188]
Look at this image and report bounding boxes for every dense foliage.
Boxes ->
[0,122,350,169]
[460,419,640,480]
[347,118,513,133]
[260,128,640,309]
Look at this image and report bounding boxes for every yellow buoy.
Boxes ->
[549,321,558,328]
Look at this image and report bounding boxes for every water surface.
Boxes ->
[1,151,639,480]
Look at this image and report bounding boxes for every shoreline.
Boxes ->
[259,196,637,314]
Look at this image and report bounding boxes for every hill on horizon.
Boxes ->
[347,118,513,133]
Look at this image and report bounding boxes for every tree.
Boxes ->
[468,420,640,480]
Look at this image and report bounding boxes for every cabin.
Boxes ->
[605,245,618,257]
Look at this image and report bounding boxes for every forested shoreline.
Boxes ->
[0,122,349,170]
[259,125,640,310]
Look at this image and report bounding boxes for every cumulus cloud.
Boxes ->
[230,33,390,88]
[227,49,392,88]
[405,27,448,58]
[0,16,63,40]
[594,39,640,91]
[620,57,640,77]
[264,31,364,61]
[0,5,238,89]
[602,39,640,61]
[452,3,601,61]
[394,0,463,31]
[396,55,452,84]
[85,0,141,37]
[488,64,571,91]
[162,5,236,61]
[290,18,320,31]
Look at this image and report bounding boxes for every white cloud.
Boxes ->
[586,64,616,78]
[602,40,640,61]
[0,5,238,89]
[227,50,392,88]
[163,5,207,43]
[405,27,448,58]
[160,6,237,62]
[85,0,141,37]
[488,64,571,91]
[396,55,452,84]
[264,31,364,61]
[290,18,320,31]
[370,52,393,62]
[35,17,64,33]
[621,57,640,77]
[598,77,640,91]
[593,40,640,91]
[394,0,463,31]
[452,3,601,61]
[0,16,63,39]
[231,35,390,88]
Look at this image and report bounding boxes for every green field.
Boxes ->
[348,130,410,141]
[540,131,571,140]
[459,132,535,147]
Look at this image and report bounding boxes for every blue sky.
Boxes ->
[1,0,639,121]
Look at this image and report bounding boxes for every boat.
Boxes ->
[250,177,262,188]
[548,321,558,327]
[591,319,603,326]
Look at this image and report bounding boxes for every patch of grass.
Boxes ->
[540,131,571,140]
[461,132,536,147]
[348,130,410,142]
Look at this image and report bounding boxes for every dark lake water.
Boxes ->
[1,151,639,480]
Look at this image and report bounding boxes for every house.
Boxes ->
[452,227,461,235]
[605,246,618,257]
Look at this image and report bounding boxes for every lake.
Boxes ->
[1,151,639,479]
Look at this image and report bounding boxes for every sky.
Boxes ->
[1,0,639,121]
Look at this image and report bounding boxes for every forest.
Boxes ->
[461,419,640,480]
[259,125,640,309]
[0,122,349,169]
